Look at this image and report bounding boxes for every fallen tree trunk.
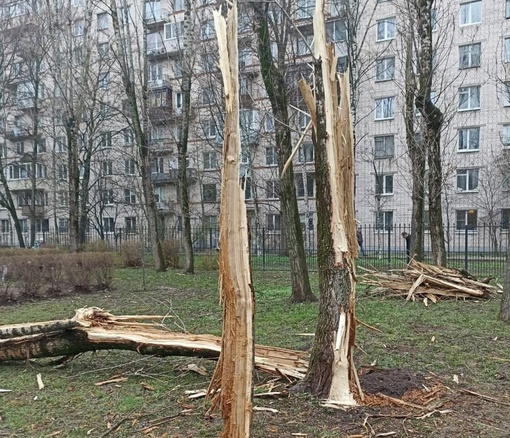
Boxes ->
[0,308,307,379]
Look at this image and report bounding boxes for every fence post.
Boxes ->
[209,227,213,250]
[262,227,266,271]
[464,225,469,272]
[387,225,391,269]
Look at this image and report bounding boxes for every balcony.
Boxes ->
[151,168,197,185]
[21,205,44,217]
[146,8,172,28]
[5,128,31,140]
[148,105,174,124]
[148,74,172,89]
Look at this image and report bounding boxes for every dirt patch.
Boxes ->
[360,367,426,397]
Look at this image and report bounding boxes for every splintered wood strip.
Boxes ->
[406,274,426,301]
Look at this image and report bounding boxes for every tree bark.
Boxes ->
[415,0,446,266]
[251,1,315,303]
[208,5,254,437]
[300,0,361,404]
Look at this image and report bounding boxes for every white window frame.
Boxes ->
[124,189,136,205]
[502,125,510,147]
[376,17,396,41]
[376,211,393,231]
[374,135,395,159]
[458,127,480,152]
[266,180,279,199]
[456,168,479,192]
[504,82,510,106]
[265,147,277,166]
[375,56,395,81]
[456,209,478,230]
[459,43,481,69]
[97,12,108,30]
[376,173,394,196]
[460,1,481,26]
[72,19,84,36]
[375,96,395,120]
[458,86,480,111]
[164,21,184,40]
[203,151,217,170]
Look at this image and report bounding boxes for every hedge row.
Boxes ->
[0,251,114,303]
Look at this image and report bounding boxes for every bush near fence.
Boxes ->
[0,251,114,303]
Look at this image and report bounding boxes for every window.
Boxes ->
[58,164,68,180]
[502,125,510,146]
[376,17,396,41]
[241,177,252,200]
[98,72,110,89]
[202,88,214,105]
[376,174,394,195]
[506,0,510,19]
[326,20,346,43]
[431,8,438,31]
[123,129,134,146]
[164,21,184,40]
[99,131,112,148]
[103,217,115,233]
[16,141,24,155]
[376,211,393,230]
[457,168,479,192]
[0,219,10,234]
[298,111,311,130]
[36,138,46,153]
[125,217,137,233]
[98,42,109,58]
[124,189,136,204]
[148,64,163,82]
[459,43,481,68]
[375,96,395,120]
[124,159,136,175]
[264,114,275,132]
[36,164,46,179]
[295,173,315,198]
[202,120,216,139]
[35,219,49,233]
[72,19,84,36]
[101,189,114,205]
[201,54,216,72]
[296,34,313,56]
[102,160,113,176]
[239,49,251,68]
[202,184,217,202]
[266,147,277,166]
[58,191,68,207]
[9,164,29,180]
[374,135,394,158]
[501,208,510,229]
[56,137,67,153]
[458,127,480,151]
[460,1,481,26]
[298,142,314,163]
[200,19,215,39]
[58,218,69,233]
[147,33,164,52]
[375,56,395,81]
[151,157,164,174]
[266,180,279,199]
[504,82,510,106]
[456,209,477,230]
[146,1,161,21]
[174,0,184,11]
[458,86,480,111]
[266,214,281,231]
[337,56,348,73]
[203,151,217,170]
[296,0,314,19]
[97,12,108,30]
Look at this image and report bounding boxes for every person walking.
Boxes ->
[402,231,412,264]
[357,227,366,257]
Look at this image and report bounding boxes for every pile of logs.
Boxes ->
[358,260,500,304]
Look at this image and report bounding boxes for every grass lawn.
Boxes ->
[0,268,509,437]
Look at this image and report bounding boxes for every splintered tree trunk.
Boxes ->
[208,4,254,437]
[300,0,361,405]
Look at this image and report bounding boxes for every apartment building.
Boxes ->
[0,0,508,248]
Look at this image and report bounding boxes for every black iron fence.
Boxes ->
[1,223,507,279]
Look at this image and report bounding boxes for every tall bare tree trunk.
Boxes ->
[178,1,194,274]
[207,4,254,437]
[301,1,361,404]
[251,1,315,303]
[403,24,425,261]
[415,0,446,266]
[501,246,510,323]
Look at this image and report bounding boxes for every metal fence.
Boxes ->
[1,223,508,279]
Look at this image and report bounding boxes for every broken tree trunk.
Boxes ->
[209,4,254,438]
[0,308,306,379]
[299,0,361,405]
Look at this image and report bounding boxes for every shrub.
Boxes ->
[91,252,115,289]
[9,256,46,298]
[162,239,181,269]
[84,240,112,253]
[196,251,219,271]
[120,241,144,268]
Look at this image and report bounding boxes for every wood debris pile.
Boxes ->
[358,260,500,304]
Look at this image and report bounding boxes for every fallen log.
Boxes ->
[0,307,308,380]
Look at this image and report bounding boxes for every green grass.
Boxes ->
[1,268,509,437]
